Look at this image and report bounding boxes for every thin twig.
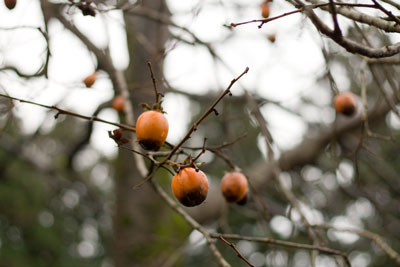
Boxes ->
[161,67,249,164]
[0,93,136,132]
[314,224,400,265]
[230,2,376,28]
[372,0,400,25]
[147,61,162,103]
[210,233,349,257]
[218,236,254,267]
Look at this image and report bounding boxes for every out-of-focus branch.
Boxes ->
[246,92,327,267]
[305,0,400,33]
[210,233,349,257]
[150,181,231,267]
[314,224,400,265]
[218,236,254,267]
[380,0,400,10]
[0,26,50,78]
[371,0,400,25]
[296,0,400,58]
[230,2,376,28]
[367,57,400,64]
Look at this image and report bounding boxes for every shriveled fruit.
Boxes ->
[136,110,168,151]
[83,72,96,88]
[4,0,16,10]
[267,33,276,43]
[221,172,248,203]
[334,92,357,116]
[171,167,209,207]
[260,1,270,18]
[112,95,125,113]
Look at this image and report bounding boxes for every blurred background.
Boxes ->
[0,0,400,266]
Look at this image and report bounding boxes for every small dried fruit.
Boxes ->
[108,129,129,146]
[267,33,276,43]
[83,72,96,88]
[77,2,96,16]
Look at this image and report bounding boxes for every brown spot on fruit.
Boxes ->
[4,0,16,10]
[236,193,248,205]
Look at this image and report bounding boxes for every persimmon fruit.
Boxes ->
[267,33,276,43]
[136,110,168,151]
[334,92,357,116]
[112,95,125,113]
[83,72,96,88]
[4,0,16,9]
[221,172,248,203]
[260,1,270,18]
[171,167,209,207]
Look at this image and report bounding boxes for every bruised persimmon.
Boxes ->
[221,172,248,203]
[260,1,270,18]
[83,72,96,88]
[171,167,209,207]
[334,92,357,116]
[136,110,168,151]
[4,0,16,10]
[112,95,125,113]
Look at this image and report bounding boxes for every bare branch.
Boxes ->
[314,224,400,265]
[161,67,249,164]
[210,233,349,258]
[0,93,136,132]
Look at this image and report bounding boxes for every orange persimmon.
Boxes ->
[136,110,168,151]
[171,167,209,207]
[260,1,270,18]
[334,92,357,116]
[112,95,125,113]
[221,172,248,203]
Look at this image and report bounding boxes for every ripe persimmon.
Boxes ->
[334,92,357,116]
[171,167,209,207]
[260,1,270,18]
[221,172,248,203]
[136,110,168,151]
[112,95,125,113]
[4,0,16,9]
[83,72,96,88]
